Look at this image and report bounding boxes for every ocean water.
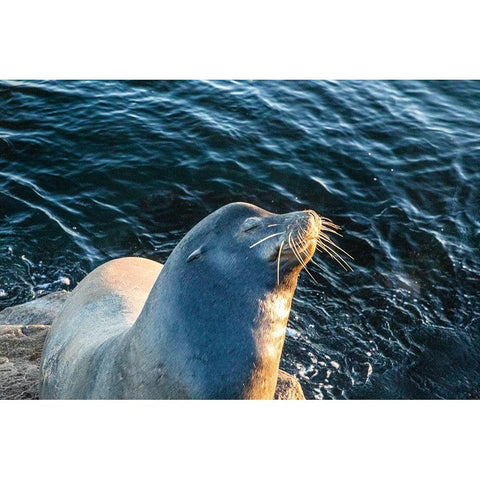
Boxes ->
[0,80,479,399]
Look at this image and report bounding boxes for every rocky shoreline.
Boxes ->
[0,292,68,400]
[0,292,304,400]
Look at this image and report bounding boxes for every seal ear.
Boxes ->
[187,247,204,263]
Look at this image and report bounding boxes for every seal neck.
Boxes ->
[129,265,297,399]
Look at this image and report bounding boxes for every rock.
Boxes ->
[0,324,50,399]
[0,291,72,400]
[0,291,69,326]
[275,369,306,400]
[0,292,305,400]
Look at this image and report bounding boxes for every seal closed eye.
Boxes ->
[39,202,350,399]
[242,217,262,232]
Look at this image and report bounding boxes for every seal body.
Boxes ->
[39,202,321,399]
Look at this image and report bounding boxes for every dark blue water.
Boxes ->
[1,80,479,399]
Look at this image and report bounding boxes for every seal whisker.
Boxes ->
[296,235,326,272]
[317,240,351,266]
[320,217,340,228]
[291,239,307,267]
[267,224,280,228]
[277,240,285,285]
[317,242,353,271]
[289,233,318,284]
[295,235,308,253]
[318,234,354,261]
[249,232,285,248]
[320,227,343,237]
[299,227,308,243]
[308,256,327,272]
[295,246,318,284]
[287,232,302,264]
[315,215,354,271]
[321,222,340,230]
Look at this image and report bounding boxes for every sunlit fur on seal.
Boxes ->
[39,202,348,399]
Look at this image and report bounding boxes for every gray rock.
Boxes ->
[0,324,50,400]
[0,291,69,326]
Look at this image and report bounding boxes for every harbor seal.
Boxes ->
[39,202,337,399]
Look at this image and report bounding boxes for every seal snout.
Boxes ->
[245,204,351,284]
[279,210,320,262]
[304,209,322,240]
